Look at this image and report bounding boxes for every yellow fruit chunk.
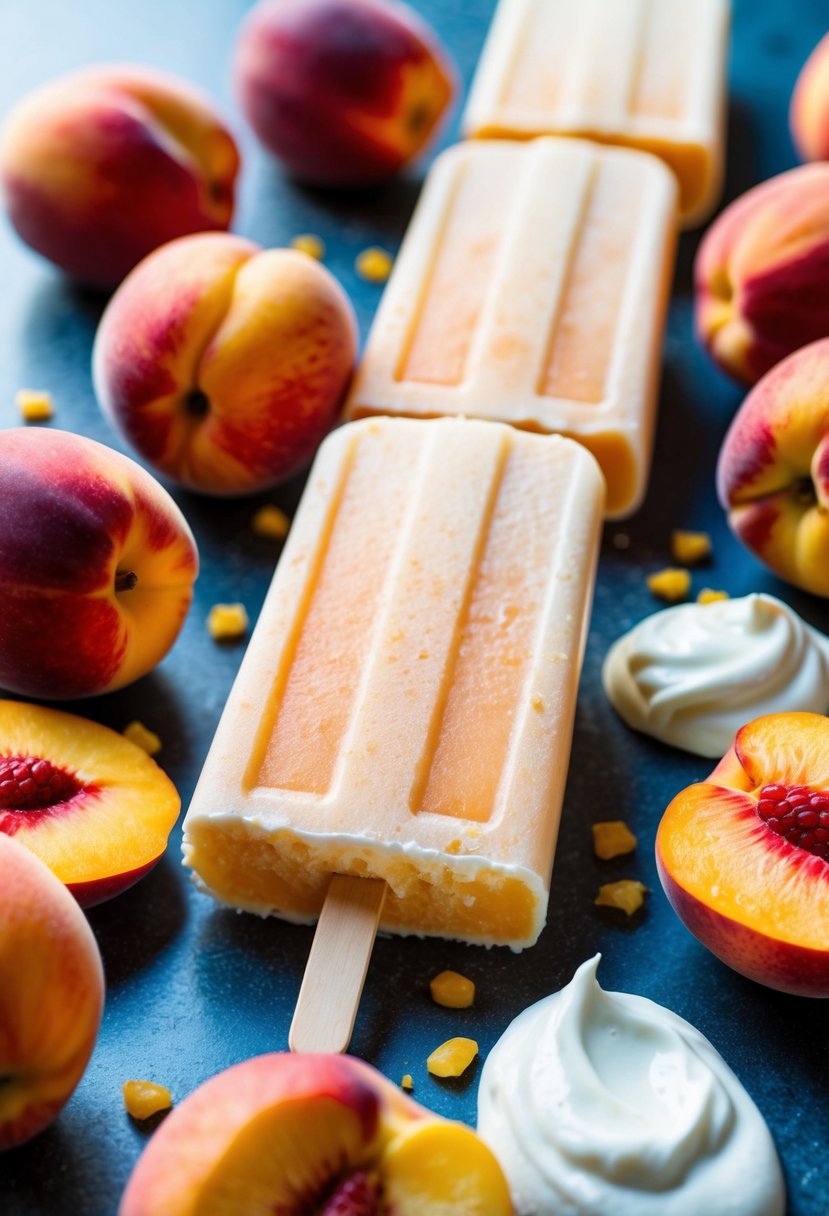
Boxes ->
[123,720,162,757]
[207,603,249,640]
[290,233,325,260]
[251,505,291,540]
[592,820,637,860]
[426,1037,478,1078]
[401,1074,414,1091]
[429,970,475,1009]
[123,1080,172,1120]
[384,1120,512,1215]
[698,587,730,604]
[356,247,393,282]
[670,529,712,565]
[647,567,691,602]
[595,879,648,916]
[16,389,54,422]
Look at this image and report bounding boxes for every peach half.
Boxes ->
[0,66,239,289]
[695,163,829,384]
[119,1052,512,1215]
[716,337,829,597]
[93,233,358,494]
[0,700,180,907]
[791,32,829,162]
[0,833,104,1149]
[656,712,829,997]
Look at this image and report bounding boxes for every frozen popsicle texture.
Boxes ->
[344,138,677,518]
[183,417,604,949]
[461,0,728,225]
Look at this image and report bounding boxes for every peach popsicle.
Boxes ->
[183,416,604,954]
[344,138,677,518]
[461,0,729,226]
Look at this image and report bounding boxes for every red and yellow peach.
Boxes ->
[656,712,829,997]
[695,163,829,384]
[716,337,829,597]
[0,833,104,1149]
[791,32,829,162]
[93,233,358,494]
[119,1052,511,1214]
[0,428,198,699]
[0,66,239,289]
[233,0,456,187]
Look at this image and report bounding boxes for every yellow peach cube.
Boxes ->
[670,529,712,565]
[356,247,393,283]
[123,1079,172,1120]
[207,603,249,640]
[426,1037,478,1078]
[595,879,648,917]
[592,821,637,860]
[16,389,54,422]
[123,720,162,757]
[401,1074,414,1091]
[290,233,325,260]
[647,568,691,602]
[429,970,476,1009]
[251,505,291,540]
[698,587,730,604]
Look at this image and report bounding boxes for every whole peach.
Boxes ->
[0,833,104,1149]
[0,428,198,699]
[791,32,829,162]
[233,0,456,187]
[0,66,239,289]
[695,163,829,384]
[717,337,829,597]
[93,233,358,494]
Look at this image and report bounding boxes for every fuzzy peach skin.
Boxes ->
[0,428,198,699]
[0,65,239,289]
[234,0,456,187]
[716,337,829,596]
[656,712,829,997]
[0,834,104,1149]
[695,163,829,384]
[119,1052,512,1215]
[93,233,358,494]
[791,33,829,162]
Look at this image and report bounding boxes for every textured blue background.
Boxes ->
[2,2,829,1213]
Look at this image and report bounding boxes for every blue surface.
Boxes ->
[2,2,829,1213]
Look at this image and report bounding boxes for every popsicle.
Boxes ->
[343,137,677,518]
[183,416,604,961]
[461,0,729,226]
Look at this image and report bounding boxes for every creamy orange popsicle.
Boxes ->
[344,138,677,519]
[462,0,729,226]
[183,416,604,949]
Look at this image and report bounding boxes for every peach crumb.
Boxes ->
[670,529,712,565]
[123,721,162,757]
[430,970,475,1009]
[531,695,544,712]
[647,568,691,602]
[698,588,730,604]
[251,505,291,540]
[207,603,249,641]
[592,820,637,860]
[123,1080,172,1120]
[426,1037,478,1079]
[595,879,648,917]
[16,389,54,422]
[290,233,325,260]
[401,1074,414,1091]
[356,247,394,282]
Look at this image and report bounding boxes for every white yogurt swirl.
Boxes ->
[602,593,829,757]
[477,956,785,1216]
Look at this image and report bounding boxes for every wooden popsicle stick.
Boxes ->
[289,874,387,1054]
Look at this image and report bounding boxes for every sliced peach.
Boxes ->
[656,711,829,996]
[0,700,179,906]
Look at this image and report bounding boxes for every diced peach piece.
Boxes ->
[647,568,691,602]
[429,970,475,1009]
[251,505,291,540]
[356,247,394,282]
[290,234,325,260]
[207,603,249,641]
[592,821,637,860]
[16,389,54,422]
[123,1080,173,1121]
[670,529,712,565]
[697,587,729,603]
[595,880,647,916]
[426,1038,479,1078]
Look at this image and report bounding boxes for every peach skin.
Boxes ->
[657,712,829,997]
[93,233,358,494]
[716,337,829,597]
[791,32,829,162]
[119,1052,512,1215]
[0,833,104,1149]
[0,428,198,699]
[0,65,239,289]
[234,0,456,187]
[695,164,829,384]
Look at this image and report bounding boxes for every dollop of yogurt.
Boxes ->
[477,956,785,1216]
[603,592,829,757]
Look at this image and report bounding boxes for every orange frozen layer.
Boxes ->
[344,138,677,518]
[461,0,729,225]
[183,417,604,949]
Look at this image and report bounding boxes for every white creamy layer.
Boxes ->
[603,593,829,756]
[477,956,785,1216]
